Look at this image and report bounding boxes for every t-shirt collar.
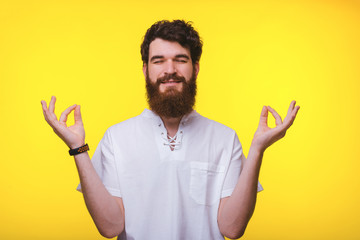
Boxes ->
[141,108,199,124]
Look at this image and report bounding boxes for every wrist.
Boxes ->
[247,145,264,169]
[69,143,89,156]
[250,141,266,155]
[69,141,86,149]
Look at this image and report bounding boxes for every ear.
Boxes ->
[194,62,200,78]
[143,63,147,78]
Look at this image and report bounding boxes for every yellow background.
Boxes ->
[1,0,359,239]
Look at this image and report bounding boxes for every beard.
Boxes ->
[145,68,197,118]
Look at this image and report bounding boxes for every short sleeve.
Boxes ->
[76,129,122,197]
[221,133,263,198]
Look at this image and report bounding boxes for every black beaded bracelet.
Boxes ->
[69,144,89,156]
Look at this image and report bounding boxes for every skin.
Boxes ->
[217,102,300,239]
[144,38,199,94]
[143,38,199,137]
[41,98,125,238]
[41,38,300,239]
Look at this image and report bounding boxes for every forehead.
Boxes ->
[149,38,190,58]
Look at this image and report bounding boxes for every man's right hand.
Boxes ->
[41,96,85,149]
[41,96,124,237]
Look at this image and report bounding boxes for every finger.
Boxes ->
[47,96,59,121]
[59,104,77,124]
[48,98,60,122]
[289,105,300,123]
[49,96,56,113]
[293,105,300,116]
[41,100,59,129]
[41,100,55,122]
[74,105,83,125]
[41,100,48,112]
[259,106,268,126]
[41,100,50,118]
[41,100,51,122]
[283,101,295,124]
[284,104,300,128]
[287,100,296,117]
[267,106,282,126]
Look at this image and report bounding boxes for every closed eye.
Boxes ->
[175,54,190,63]
[153,60,164,64]
[175,59,188,63]
[150,55,165,64]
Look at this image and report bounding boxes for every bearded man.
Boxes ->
[41,20,300,240]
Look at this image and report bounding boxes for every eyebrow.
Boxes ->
[150,54,190,62]
[150,55,164,62]
[174,54,190,59]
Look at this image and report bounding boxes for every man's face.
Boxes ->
[143,38,200,118]
[143,38,199,94]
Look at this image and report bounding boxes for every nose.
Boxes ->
[164,60,176,75]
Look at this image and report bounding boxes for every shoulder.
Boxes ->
[105,111,148,136]
[191,113,236,138]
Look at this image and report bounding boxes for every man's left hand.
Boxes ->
[251,101,300,153]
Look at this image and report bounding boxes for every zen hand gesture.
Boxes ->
[252,101,300,152]
[41,96,85,149]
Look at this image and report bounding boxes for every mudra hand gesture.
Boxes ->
[41,96,85,149]
[252,101,300,152]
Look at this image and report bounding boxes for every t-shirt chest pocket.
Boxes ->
[189,161,226,206]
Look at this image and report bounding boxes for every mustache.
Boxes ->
[156,73,186,85]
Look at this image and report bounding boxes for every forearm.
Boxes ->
[41,98,124,237]
[218,146,263,239]
[74,152,125,238]
[218,101,299,238]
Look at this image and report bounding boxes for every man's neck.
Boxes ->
[160,116,182,138]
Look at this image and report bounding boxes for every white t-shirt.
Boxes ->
[77,109,263,240]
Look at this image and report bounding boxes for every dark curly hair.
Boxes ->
[141,20,203,66]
